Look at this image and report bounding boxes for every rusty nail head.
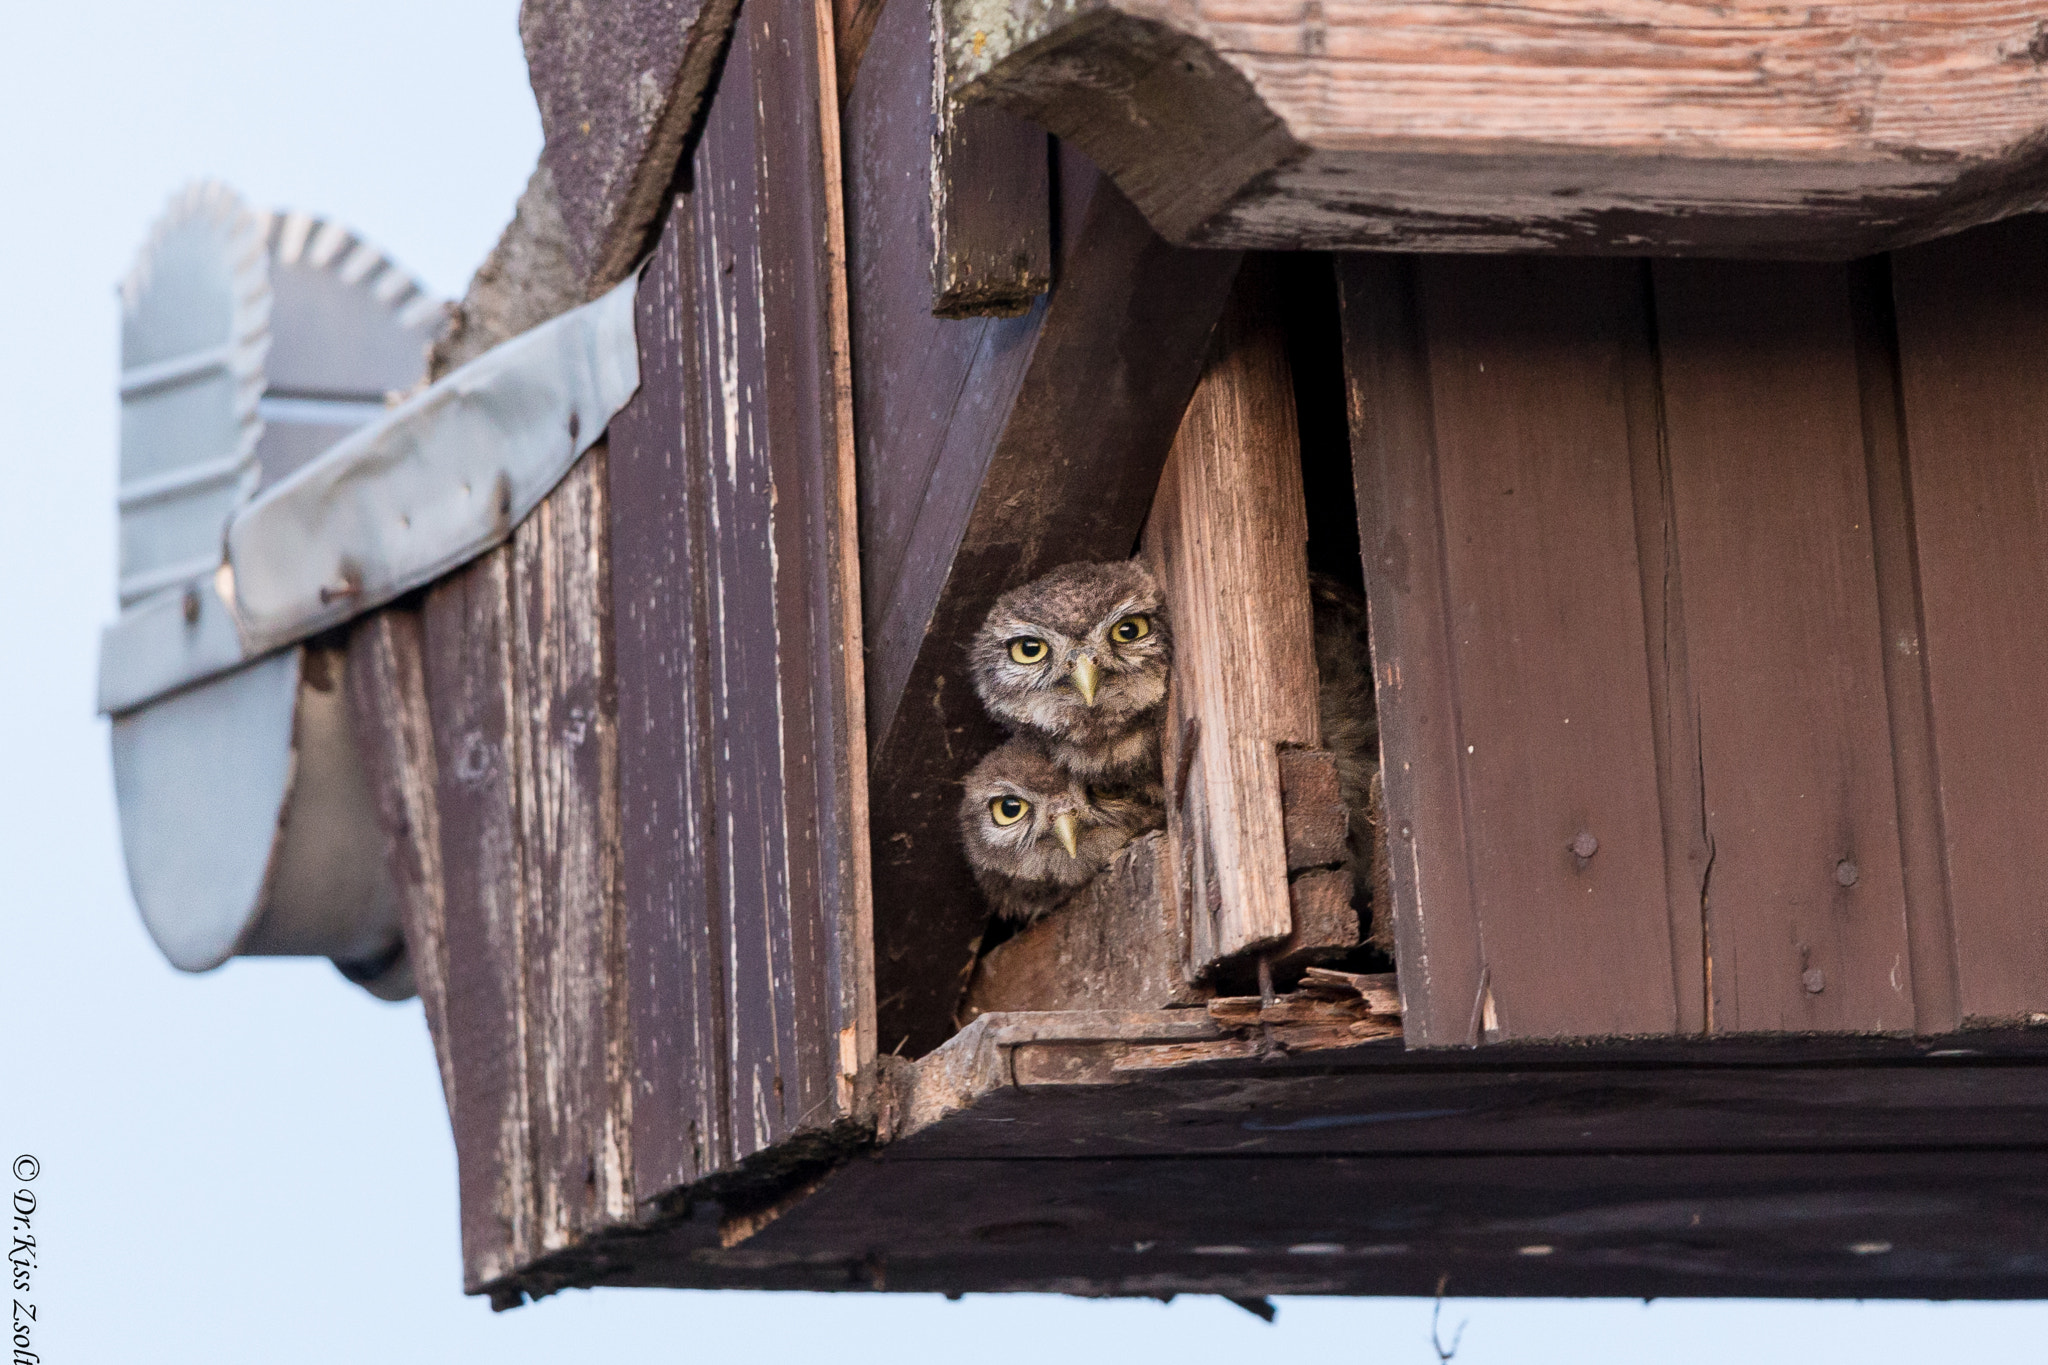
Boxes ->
[181,586,201,624]
[569,411,581,441]
[1803,968,1826,994]
[1836,859,1859,888]
[1571,831,1599,860]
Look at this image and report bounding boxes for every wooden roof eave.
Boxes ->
[942,0,2048,256]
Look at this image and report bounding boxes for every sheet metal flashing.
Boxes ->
[97,273,642,714]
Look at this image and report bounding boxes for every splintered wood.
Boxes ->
[1200,969,1403,1054]
[1145,265,1321,982]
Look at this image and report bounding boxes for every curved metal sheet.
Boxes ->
[111,648,300,972]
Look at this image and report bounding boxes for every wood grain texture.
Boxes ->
[942,0,2048,255]
[1653,261,1916,1035]
[847,0,1240,1053]
[961,833,1205,1016]
[1143,262,1319,978]
[1413,257,1680,1041]
[522,0,745,291]
[1338,255,1484,1046]
[420,549,535,1292]
[608,0,873,1197]
[1892,218,2048,1028]
[344,609,452,1104]
[929,0,1051,318]
[508,448,631,1254]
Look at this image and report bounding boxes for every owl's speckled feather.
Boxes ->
[969,560,1170,790]
[1309,572,1390,951]
[958,736,1164,922]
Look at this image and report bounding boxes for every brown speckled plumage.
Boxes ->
[958,736,1165,922]
[969,560,1171,792]
[1310,573,1390,951]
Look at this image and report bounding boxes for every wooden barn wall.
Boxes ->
[356,0,871,1298]
[1343,221,2048,1048]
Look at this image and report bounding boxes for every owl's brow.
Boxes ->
[1099,594,1160,631]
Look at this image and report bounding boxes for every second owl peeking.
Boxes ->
[958,560,1170,922]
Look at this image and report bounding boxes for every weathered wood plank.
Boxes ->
[942,0,2048,256]
[1143,263,1319,978]
[961,833,1203,1017]
[847,0,1241,1052]
[522,0,747,291]
[1653,261,1916,1034]
[419,549,534,1292]
[344,608,453,1104]
[1411,257,1681,1041]
[1891,217,2048,1028]
[610,0,872,1193]
[929,0,1051,318]
[609,202,730,1194]
[508,448,630,1253]
[1337,255,1484,1047]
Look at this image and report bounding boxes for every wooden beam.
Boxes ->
[928,0,1052,318]
[523,0,748,291]
[846,0,1240,1055]
[942,0,2048,256]
[1144,261,1319,981]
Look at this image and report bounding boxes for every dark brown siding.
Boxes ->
[609,0,873,1193]
[1344,227,2048,1046]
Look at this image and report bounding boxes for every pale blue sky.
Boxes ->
[5,3,2046,1360]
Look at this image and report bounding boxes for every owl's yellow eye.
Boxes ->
[989,794,1030,826]
[1111,615,1151,643]
[1007,637,1049,665]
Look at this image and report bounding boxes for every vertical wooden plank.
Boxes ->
[420,550,534,1293]
[929,0,1051,318]
[611,0,872,1188]
[1653,260,1915,1034]
[1144,263,1318,977]
[1339,256,1485,1047]
[611,204,731,1194]
[1892,218,2048,1026]
[1409,257,1681,1040]
[508,448,630,1253]
[1849,259,1960,1035]
[343,609,454,1106]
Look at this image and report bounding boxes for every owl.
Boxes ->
[1309,572,1391,952]
[958,736,1165,922]
[969,560,1171,791]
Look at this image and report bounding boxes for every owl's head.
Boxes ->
[970,560,1171,748]
[958,737,1158,909]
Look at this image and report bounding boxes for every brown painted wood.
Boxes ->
[1653,261,1916,1035]
[522,0,746,291]
[942,0,2048,256]
[608,0,873,1197]
[846,0,1240,1053]
[929,0,1051,319]
[345,608,454,1105]
[1849,258,1961,1035]
[1338,256,1484,1048]
[1416,257,1681,1041]
[1143,262,1319,979]
[1892,217,2048,1028]
[508,449,631,1253]
[419,549,535,1292]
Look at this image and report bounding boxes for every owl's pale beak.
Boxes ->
[1069,655,1100,706]
[1052,810,1082,859]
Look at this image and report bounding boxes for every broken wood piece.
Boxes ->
[1299,968,1401,1018]
[1278,747,1347,869]
[962,833,1209,1018]
[1144,260,1319,982]
[1268,868,1358,973]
